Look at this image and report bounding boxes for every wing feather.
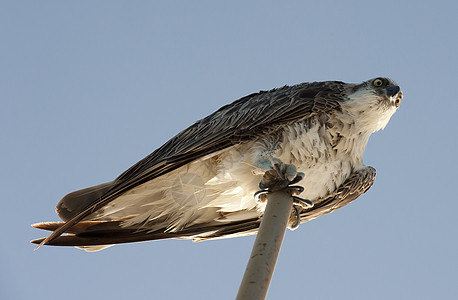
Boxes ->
[31,166,375,248]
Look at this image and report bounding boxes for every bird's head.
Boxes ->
[343,77,403,133]
[350,77,403,109]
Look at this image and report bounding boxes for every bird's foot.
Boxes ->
[255,159,307,200]
[254,160,314,229]
[288,197,314,230]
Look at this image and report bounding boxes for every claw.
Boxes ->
[254,189,269,203]
[289,172,304,185]
[287,197,313,230]
[286,185,304,195]
[259,181,268,190]
[292,196,314,209]
[288,206,301,230]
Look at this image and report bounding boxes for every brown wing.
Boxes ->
[31,166,375,248]
[36,81,347,248]
[115,81,346,184]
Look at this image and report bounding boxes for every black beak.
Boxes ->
[386,85,400,97]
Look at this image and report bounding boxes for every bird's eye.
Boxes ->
[373,78,384,87]
[395,96,402,108]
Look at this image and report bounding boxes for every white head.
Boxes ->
[344,77,403,133]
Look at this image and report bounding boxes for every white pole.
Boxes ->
[236,190,293,300]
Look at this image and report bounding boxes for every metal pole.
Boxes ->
[236,190,293,300]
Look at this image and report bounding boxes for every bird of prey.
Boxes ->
[31,77,403,251]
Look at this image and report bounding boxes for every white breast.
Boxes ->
[273,118,368,201]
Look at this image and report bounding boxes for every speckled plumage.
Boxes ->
[32,77,402,251]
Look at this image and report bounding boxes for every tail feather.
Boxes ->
[56,182,115,221]
[31,220,124,234]
[30,217,262,250]
[30,231,175,247]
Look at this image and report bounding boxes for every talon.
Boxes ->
[286,185,304,195]
[292,196,314,209]
[255,160,311,222]
[259,181,269,190]
[289,172,304,185]
[254,189,269,203]
[288,206,301,230]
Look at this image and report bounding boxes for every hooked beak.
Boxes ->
[386,85,401,97]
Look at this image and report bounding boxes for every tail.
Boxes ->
[30,218,261,251]
[30,220,184,251]
[32,182,263,251]
[32,181,119,250]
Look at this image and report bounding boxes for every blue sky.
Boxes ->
[1,1,457,299]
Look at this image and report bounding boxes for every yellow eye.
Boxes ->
[395,96,402,107]
[373,78,384,87]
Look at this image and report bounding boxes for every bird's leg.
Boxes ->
[254,159,314,229]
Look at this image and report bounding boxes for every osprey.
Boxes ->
[32,77,403,251]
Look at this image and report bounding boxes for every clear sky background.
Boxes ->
[1,1,457,299]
